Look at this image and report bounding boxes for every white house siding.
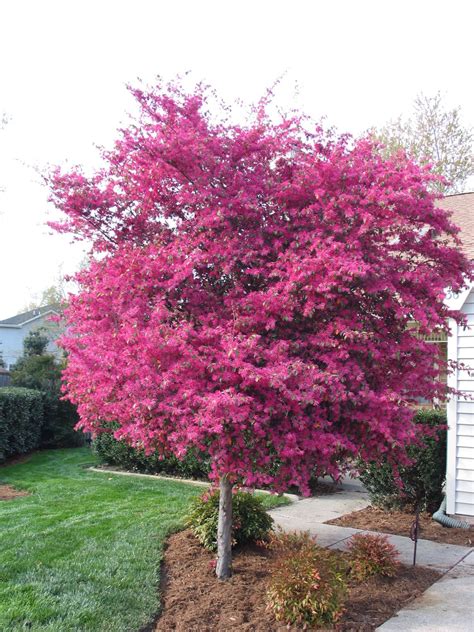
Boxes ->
[446,290,474,518]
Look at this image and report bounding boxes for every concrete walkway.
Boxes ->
[377,550,474,632]
[268,479,474,631]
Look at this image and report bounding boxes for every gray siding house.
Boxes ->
[0,305,62,369]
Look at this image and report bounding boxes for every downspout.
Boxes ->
[432,496,471,529]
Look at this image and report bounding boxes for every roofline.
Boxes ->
[0,309,60,328]
[441,191,474,199]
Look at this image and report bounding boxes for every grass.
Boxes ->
[0,448,288,631]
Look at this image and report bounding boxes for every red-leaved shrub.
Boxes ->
[266,531,347,627]
[347,533,400,580]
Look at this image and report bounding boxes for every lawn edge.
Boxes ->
[88,466,299,502]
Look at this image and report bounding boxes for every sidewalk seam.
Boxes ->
[439,547,474,578]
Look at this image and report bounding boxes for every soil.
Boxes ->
[310,479,342,496]
[0,484,29,500]
[327,507,474,547]
[153,530,440,632]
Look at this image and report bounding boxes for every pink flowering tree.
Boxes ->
[49,81,471,579]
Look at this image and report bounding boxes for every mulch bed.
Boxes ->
[0,484,29,500]
[327,507,473,547]
[310,479,342,496]
[154,530,440,632]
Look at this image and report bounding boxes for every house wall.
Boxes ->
[446,290,474,518]
[0,317,61,369]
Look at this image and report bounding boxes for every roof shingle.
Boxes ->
[438,192,474,260]
[0,304,60,326]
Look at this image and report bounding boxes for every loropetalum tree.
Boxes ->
[49,81,471,579]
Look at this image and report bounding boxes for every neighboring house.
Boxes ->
[0,305,62,369]
[439,192,474,519]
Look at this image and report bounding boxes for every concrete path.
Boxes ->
[268,478,474,631]
[377,550,474,631]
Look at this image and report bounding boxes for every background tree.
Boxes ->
[376,92,473,193]
[21,328,50,359]
[23,278,66,312]
[20,281,67,346]
[38,284,65,309]
[0,343,5,369]
[11,329,81,448]
[49,81,471,579]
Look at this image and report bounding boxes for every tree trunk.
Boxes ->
[216,476,233,579]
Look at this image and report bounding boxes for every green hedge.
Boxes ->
[40,397,84,449]
[10,339,84,449]
[93,425,211,479]
[0,387,44,462]
[358,409,447,513]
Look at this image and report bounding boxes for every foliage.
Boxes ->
[0,342,5,368]
[0,387,44,461]
[10,329,82,448]
[23,280,67,312]
[93,423,211,478]
[377,92,473,193]
[48,79,471,496]
[0,448,202,632]
[347,533,400,581]
[12,345,59,391]
[41,397,82,448]
[185,488,274,551]
[23,327,50,356]
[266,530,347,627]
[358,409,447,512]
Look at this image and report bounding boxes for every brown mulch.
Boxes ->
[310,480,342,496]
[154,530,440,632]
[0,484,29,500]
[327,507,474,547]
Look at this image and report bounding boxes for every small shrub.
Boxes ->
[267,530,347,628]
[358,409,447,512]
[185,488,273,551]
[347,533,400,581]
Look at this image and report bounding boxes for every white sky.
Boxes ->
[0,0,473,319]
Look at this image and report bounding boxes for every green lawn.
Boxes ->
[0,448,287,631]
